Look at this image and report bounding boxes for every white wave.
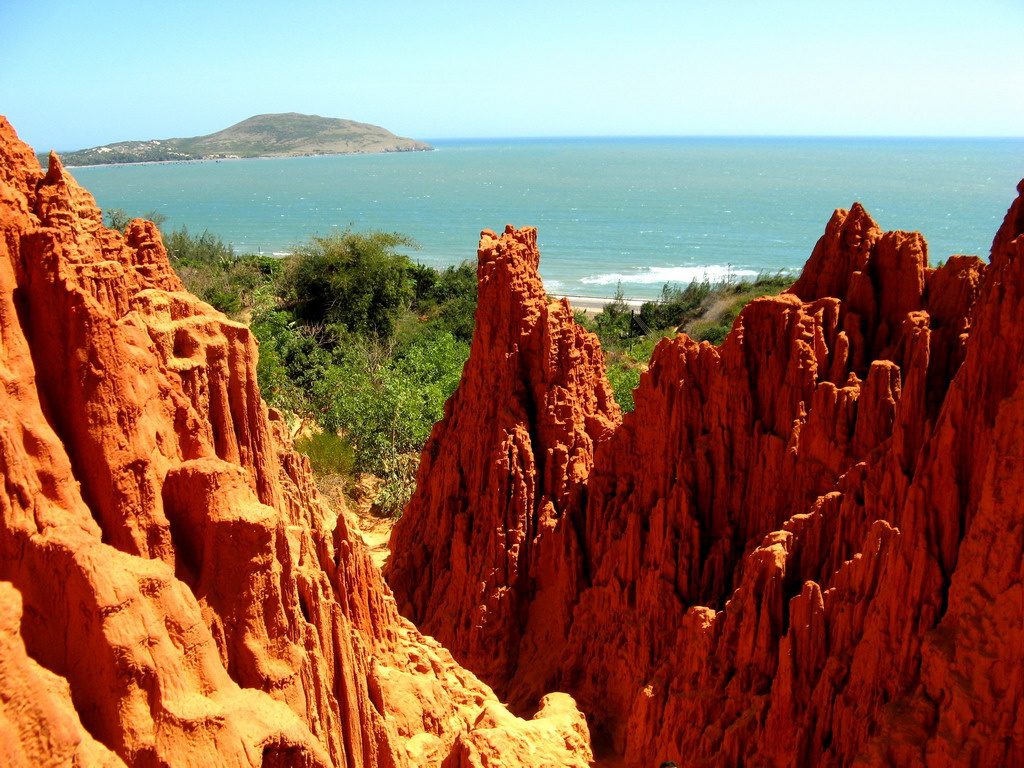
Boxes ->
[580,265,759,286]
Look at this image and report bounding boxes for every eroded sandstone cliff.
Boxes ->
[387,225,620,698]
[388,188,1024,766]
[0,117,592,767]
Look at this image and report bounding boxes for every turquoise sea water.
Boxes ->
[71,137,1024,300]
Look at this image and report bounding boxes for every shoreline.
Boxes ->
[54,146,434,171]
[553,294,647,315]
[50,146,435,170]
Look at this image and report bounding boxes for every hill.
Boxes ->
[47,112,433,166]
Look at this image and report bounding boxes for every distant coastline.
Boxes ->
[48,112,433,167]
[60,148,432,170]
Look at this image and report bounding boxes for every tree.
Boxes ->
[594,281,631,339]
[410,261,477,342]
[279,230,417,340]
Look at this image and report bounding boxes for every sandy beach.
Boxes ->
[553,294,647,316]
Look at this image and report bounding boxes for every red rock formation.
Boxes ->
[0,116,592,767]
[0,582,127,767]
[387,225,620,697]
[388,184,1024,766]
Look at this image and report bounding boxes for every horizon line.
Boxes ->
[42,133,1024,155]
[422,133,1024,142]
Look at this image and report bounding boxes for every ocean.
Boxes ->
[71,137,1024,300]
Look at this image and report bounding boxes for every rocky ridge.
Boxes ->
[388,188,1024,765]
[0,116,590,767]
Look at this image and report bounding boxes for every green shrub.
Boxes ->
[154,223,487,519]
[296,329,468,516]
[166,226,235,264]
[593,283,631,342]
[315,331,469,474]
[293,432,356,477]
[690,319,731,345]
[279,230,417,340]
[408,261,477,341]
[372,453,420,519]
[749,270,792,291]
[639,278,712,330]
[573,309,595,331]
[606,360,642,412]
[164,227,284,318]
[104,208,167,231]
[250,304,335,413]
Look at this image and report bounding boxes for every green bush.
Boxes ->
[407,261,477,341]
[691,319,730,345]
[143,220,488,518]
[315,331,469,474]
[293,432,356,477]
[573,308,594,331]
[372,454,420,519]
[166,226,235,264]
[600,332,670,413]
[606,360,642,412]
[593,283,631,341]
[293,329,469,515]
[278,230,417,340]
[104,208,167,231]
[745,270,792,293]
[639,278,712,330]
[250,304,335,413]
[164,227,284,318]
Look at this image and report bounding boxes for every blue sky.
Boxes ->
[3,0,1022,152]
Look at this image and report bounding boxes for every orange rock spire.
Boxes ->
[387,225,620,698]
[388,181,1024,767]
[0,117,592,767]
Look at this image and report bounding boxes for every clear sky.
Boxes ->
[2,0,1022,153]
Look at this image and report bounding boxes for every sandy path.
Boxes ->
[354,513,394,570]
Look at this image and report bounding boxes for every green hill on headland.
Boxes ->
[46,113,434,166]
